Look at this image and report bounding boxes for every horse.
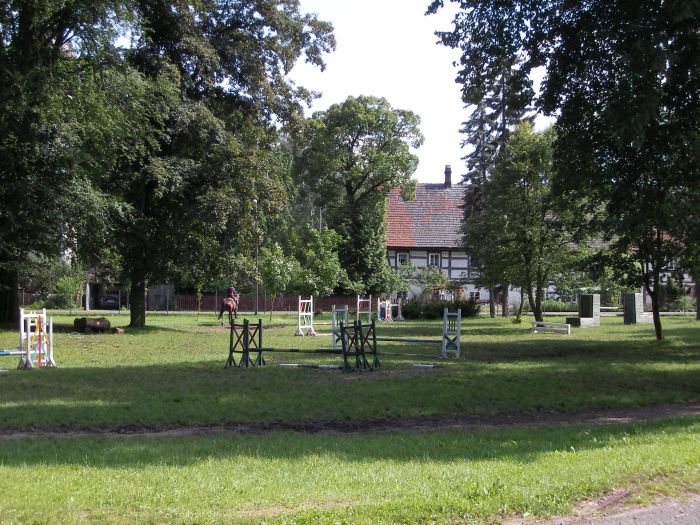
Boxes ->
[217,294,240,326]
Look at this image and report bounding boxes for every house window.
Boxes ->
[469,291,481,302]
[428,253,441,268]
[397,252,409,266]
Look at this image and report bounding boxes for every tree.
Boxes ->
[464,122,575,322]
[404,264,449,303]
[428,0,700,339]
[289,227,354,297]
[259,243,298,319]
[434,3,535,318]
[0,1,335,327]
[296,95,423,291]
[100,1,334,327]
[0,2,119,323]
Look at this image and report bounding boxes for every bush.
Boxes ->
[400,297,480,320]
[401,298,422,319]
[543,299,578,312]
[523,299,578,313]
[667,295,696,313]
[54,274,85,310]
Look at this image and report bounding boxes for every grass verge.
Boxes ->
[0,417,698,524]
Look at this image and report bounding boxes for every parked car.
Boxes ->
[99,293,120,309]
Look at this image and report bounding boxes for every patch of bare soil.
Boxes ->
[504,489,700,525]
[0,402,698,441]
[333,367,444,381]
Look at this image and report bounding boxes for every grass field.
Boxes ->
[0,312,698,523]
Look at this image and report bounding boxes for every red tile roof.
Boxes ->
[386,183,465,249]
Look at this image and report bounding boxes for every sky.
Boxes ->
[288,0,465,184]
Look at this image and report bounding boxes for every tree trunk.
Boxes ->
[129,269,147,328]
[517,287,525,318]
[0,265,20,326]
[501,286,510,317]
[643,269,664,340]
[696,281,699,321]
[535,287,544,323]
[650,289,663,340]
[488,286,496,318]
[527,286,543,322]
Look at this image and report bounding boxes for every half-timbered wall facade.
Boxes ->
[386,166,487,300]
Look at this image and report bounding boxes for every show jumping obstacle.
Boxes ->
[372,309,462,359]
[224,308,463,371]
[356,295,372,323]
[0,308,57,369]
[377,297,405,323]
[441,308,461,358]
[377,298,392,323]
[339,319,379,371]
[225,318,265,368]
[224,315,379,372]
[331,304,349,352]
[295,295,317,336]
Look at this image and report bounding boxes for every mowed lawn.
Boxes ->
[0,313,698,523]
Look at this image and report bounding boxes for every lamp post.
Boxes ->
[253,198,259,316]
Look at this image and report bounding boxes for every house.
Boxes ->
[386,165,485,300]
[386,165,697,312]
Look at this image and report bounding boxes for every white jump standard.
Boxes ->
[356,294,372,323]
[391,298,404,321]
[377,298,393,323]
[295,295,317,336]
[331,305,349,352]
[0,308,57,369]
[441,308,461,358]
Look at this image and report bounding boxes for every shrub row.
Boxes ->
[521,299,579,313]
[402,298,481,320]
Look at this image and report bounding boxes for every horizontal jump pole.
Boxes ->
[279,364,342,369]
[374,337,441,344]
[0,350,23,356]
[259,347,343,354]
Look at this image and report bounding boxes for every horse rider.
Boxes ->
[226,283,239,305]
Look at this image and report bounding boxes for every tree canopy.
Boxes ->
[296,95,423,292]
[0,0,335,326]
[429,0,700,338]
[464,122,576,321]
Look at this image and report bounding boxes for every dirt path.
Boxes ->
[506,491,700,525]
[1,402,698,441]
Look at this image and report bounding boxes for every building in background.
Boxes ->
[385,165,486,302]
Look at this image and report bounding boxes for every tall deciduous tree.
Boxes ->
[0,2,118,323]
[296,95,423,292]
[259,242,297,319]
[429,0,700,339]
[464,122,575,322]
[289,227,354,297]
[0,1,335,328]
[107,0,334,327]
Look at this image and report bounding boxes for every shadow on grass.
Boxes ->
[0,345,698,433]
[0,316,697,436]
[0,416,697,469]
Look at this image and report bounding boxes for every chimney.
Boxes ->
[444,165,452,188]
